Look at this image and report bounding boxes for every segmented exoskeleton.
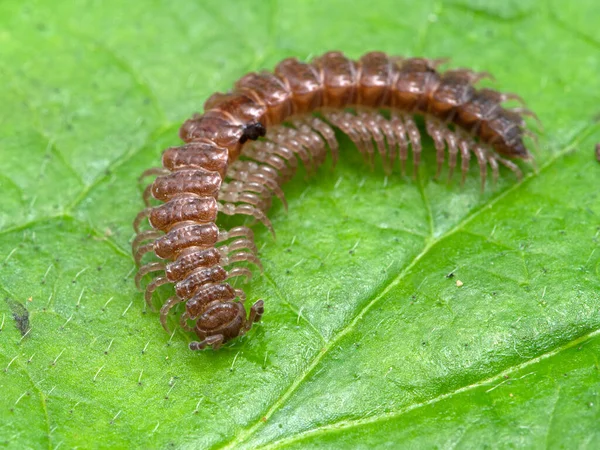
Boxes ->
[133,51,537,351]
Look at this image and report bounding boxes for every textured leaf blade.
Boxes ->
[0,0,599,449]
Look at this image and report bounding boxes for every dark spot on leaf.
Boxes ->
[5,298,30,337]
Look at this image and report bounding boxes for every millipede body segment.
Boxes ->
[132,51,537,351]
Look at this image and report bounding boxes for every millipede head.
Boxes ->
[190,300,263,351]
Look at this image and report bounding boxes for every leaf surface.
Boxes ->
[0,0,599,448]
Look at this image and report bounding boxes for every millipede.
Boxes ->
[132,51,538,351]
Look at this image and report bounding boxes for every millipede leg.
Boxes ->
[299,116,339,166]
[180,312,194,332]
[243,299,265,333]
[509,107,542,127]
[374,113,397,174]
[133,208,152,233]
[258,141,299,171]
[144,276,170,309]
[227,267,253,283]
[221,238,258,254]
[487,154,500,186]
[221,180,272,203]
[390,113,409,176]
[473,145,488,192]
[223,180,270,198]
[135,261,165,290]
[444,129,459,183]
[360,111,387,169]
[132,231,162,264]
[235,288,246,302]
[502,92,526,106]
[189,334,224,351]
[291,123,327,169]
[132,230,162,254]
[280,126,317,172]
[243,145,294,182]
[142,183,154,207]
[219,203,275,237]
[346,112,375,169]
[219,191,272,214]
[134,242,157,265]
[324,111,370,165]
[138,167,169,181]
[218,226,255,243]
[497,157,523,181]
[522,128,540,146]
[235,160,281,181]
[458,138,471,186]
[403,115,422,179]
[224,251,263,271]
[270,127,313,172]
[453,68,495,84]
[429,57,451,68]
[426,119,446,180]
[227,166,287,208]
[160,296,182,334]
[238,175,286,211]
[253,174,286,208]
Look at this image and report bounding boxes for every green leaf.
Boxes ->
[1,0,599,448]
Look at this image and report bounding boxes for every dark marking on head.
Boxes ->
[5,298,30,337]
[239,122,266,144]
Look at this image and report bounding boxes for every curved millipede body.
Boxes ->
[133,51,538,351]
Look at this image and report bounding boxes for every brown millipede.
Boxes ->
[132,51,537,351]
